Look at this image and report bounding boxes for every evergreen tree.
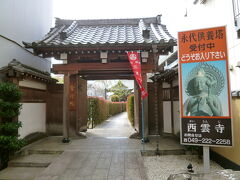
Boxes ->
[109,81,132,101]
[0,82,25,169]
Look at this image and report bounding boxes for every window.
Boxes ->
[193,0,207,4]
[162,88,171,101]
[233,0,240,20]
[233,0,240,38]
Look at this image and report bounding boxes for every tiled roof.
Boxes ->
[150,67,178,82]
[0,59,56,83]
[24,15,176,48]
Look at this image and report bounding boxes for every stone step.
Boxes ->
[0,167,44,180]
[141,149,186,156]
[27,149,63,155]
[8,154,60,168]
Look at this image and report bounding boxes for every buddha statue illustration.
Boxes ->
[184,63,224,116]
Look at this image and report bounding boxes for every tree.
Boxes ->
[110,95,120,102]
[87,80,115,99]
[109,81,132,101]
[0,82,26,169]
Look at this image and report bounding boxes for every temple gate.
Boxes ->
[24,15,176,140]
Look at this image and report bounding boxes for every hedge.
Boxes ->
[88,97,126,128]
[126,94,134,126]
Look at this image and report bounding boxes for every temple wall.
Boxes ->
[212,98,240,166]
[19,79,47,90]
[18,79,48,138]
[46,84,63,135]
[18,103,46,138]
[163,101,172,133]
[173,101,180,135]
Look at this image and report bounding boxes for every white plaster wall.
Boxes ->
[173,101,180,135]
[179,0,240,90]
[0,0,53,73]
[163,101,172,133]
[18,103,46,138]
[172,79,179,87]
[162,82,171,88]
[19,79,47,90]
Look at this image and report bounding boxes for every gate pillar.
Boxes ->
[142,74,149,138]
[134,74,149,138]
[134,80,141,132]
[77,77,88,132]
[63,73,70,140]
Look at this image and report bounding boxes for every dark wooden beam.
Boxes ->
[83,76,134,80]
[79,70,133,75]
[36,44,174,58]
[36,44,154,57]
[52,62,154,74]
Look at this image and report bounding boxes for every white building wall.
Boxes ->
[173,101,180,135]
[163,101,172,133]
[179,0,240,91]
[18,103,46,138]
[0,0,53,45]
[0,0,53,72]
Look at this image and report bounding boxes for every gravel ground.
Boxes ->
[143,155,224,180]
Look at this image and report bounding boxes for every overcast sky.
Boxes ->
[52,0,186,88]
[53,0,186,37]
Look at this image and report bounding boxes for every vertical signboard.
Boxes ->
[178,26,232,146]
[69,75,77,111]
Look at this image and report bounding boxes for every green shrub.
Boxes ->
[87,97,100,128]
[0,82,22,102]
[126,94,134,126]
[0,82,26,170]
[109,102,126,116]
[0,100,22,121]
[110,95,120,102]
[87,97,126,128]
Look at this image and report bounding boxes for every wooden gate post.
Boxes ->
[134,80,141,133]
[62,73,70,142]
[142,74,149,139]
[77,77,88,132]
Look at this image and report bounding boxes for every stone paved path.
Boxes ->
[35,112,147,180]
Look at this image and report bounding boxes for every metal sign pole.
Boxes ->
[141,99,145,152]
[203,146,210,173]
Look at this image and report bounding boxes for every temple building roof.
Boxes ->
[151,67,178,82]
[23,15,176,51]
[0,59,56,83]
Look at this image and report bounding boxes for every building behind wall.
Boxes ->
[0,0,53,139]
[148,52,179,137]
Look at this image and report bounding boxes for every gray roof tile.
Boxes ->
[25,15,176,48]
